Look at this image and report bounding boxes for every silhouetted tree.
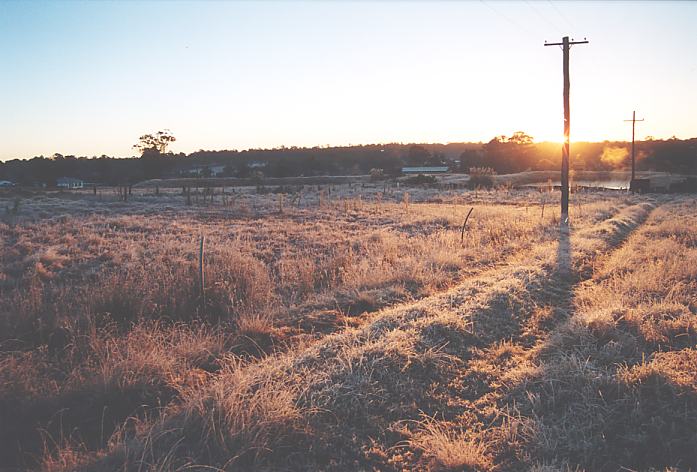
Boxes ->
[406,145,431,166]
[134,130,177,179]
[483,132,535,173]
[459,149,485,171]
[507,131,533,145]
[133,130,176,156]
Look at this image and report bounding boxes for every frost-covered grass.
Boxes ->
[2,188,686,471]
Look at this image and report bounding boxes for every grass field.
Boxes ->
[1,184,695,471]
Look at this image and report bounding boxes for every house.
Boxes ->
[56,177,84,189]
[401,166,449,174]
[181,164,227,177]
[207,165,226,176]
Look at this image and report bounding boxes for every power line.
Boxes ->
[525,0,564,36]
[546,0,576,33]
[480,0,538,41]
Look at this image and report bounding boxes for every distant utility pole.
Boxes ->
[624,110,644,182]
[545,36,588,218]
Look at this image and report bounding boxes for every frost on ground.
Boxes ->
[0,187,695,471]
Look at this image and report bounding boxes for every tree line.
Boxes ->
[1,131,694,186]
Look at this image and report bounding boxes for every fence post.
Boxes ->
[199,235,205,309]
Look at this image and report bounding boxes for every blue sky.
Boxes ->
[1,0,696,160]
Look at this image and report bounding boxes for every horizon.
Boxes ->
[4,135,695,162]
[1,1,696,161]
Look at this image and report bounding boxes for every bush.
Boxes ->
[468,167,496,188]
[369,168,385,181]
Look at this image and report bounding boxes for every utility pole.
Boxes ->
[624,110,644,182]
[545,36,588,219]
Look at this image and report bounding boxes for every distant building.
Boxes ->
[56,177,84,189]
[401,166,449,174]
[181,164,227,177]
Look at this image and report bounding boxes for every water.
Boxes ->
[522,180,630,190]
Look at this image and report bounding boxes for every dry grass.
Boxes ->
[513,200,697,471]
[408,417,490,471]
[3,187,694,471]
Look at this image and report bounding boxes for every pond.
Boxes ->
[520,180,630,190]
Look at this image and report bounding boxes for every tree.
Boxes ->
[133,130,176,156]
[425,151,447,166]
[507,131,534,145]
[483,132,535,173]
[459,149,485,171]
[133,130,177,180]
[406,145,431,166]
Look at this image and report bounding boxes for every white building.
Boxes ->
[56,177,84,189]
[401,166,449,174]
[182,164,227,177]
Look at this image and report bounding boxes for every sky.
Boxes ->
[1,1,696,160]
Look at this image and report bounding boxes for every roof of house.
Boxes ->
[401,166,449,173]
[57,177,83,183]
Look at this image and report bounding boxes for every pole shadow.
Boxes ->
[557,218,571,279]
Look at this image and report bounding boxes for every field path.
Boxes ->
[430,202,658,469]
[289,201,658,470]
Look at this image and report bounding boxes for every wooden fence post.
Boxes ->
[199,235,205,309]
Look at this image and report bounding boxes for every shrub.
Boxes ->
[468,167,497,189]
[370,168,385,181]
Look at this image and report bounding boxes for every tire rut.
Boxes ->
[443,202,658,469]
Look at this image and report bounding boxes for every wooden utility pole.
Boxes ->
[624,110,644,182]
[545,36,588,218]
